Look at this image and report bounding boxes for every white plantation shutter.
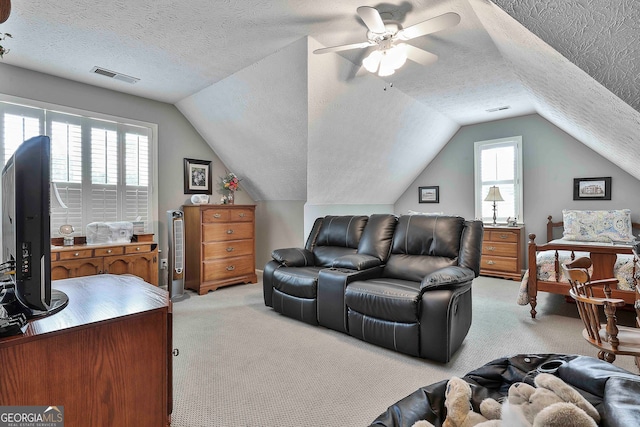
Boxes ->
[0,100,155,236]
[3,107,44,163]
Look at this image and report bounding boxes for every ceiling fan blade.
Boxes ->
[0,0,11,24]
[356,6,386,34]
[313,41,373,55]
[397,12,461,41]
[405,44,438,66]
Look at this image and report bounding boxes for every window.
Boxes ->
[0,98,156,237]
[474,136,523,224]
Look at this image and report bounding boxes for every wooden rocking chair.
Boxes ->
[562,257,640,371]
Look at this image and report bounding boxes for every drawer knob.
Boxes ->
[487,246,496,251]
[486,260,496,265]
[499,234,508,239]
[226,265,235,271]
[74,252,80,257]
[214,213,221,218]
[239,213,245,217]
[107,249,112,254]
[227,229,234,234]
[226,247,234,252]
[136,247,141,251]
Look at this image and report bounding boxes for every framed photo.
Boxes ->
[419,186,439,203]
[573,177,611,201]
[184,158,212,194]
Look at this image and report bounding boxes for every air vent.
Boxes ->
[90,66,140,84]
[486,105,511,113]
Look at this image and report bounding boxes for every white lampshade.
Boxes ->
[484,186,504,202]
[363,50,383,73]
[363,43,408,77]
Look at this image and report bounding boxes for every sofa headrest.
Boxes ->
[391,215,464,258]
[357,214,397,261]
[316,215,368,249]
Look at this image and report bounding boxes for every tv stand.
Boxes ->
[0,275,172,426]
[0,287,69,319]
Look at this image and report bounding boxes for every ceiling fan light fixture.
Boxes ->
[363,49,383,73]
[364,43,408,77]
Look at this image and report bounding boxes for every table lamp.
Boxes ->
[484,186,504,225]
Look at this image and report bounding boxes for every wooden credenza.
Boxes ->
[183,204,257,295]
[51,241,159,286]
[0,275,172,427]
[480,225,525,281]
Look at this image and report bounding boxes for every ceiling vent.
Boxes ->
[486,105,511,113]
[91,66,140,84]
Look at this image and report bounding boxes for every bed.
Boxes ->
[520,211,639,318]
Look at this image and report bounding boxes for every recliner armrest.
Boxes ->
[420,266,475,291]
[332,254,382,271]
[271,248,314,267]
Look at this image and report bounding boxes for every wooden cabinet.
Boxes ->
[183,204,257,295]
[51,242,159,286]
[480,225,525,280]
[0,275,172,427]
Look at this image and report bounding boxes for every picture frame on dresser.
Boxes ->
[184,158,212,194]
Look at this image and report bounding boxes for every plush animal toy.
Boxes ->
[411,377,499,427]
[411,373,601,427]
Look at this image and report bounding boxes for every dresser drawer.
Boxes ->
[94,246,125,256]
[203,222,254,242]
[230,208,254,222]
[202,208,230,223]
[486,230,518,243]
[482,241,517,258]
[203,256,255,281]
[203,240,254,260]
[125,244,152,254]
[481,256,518,274]
[59,249,93,260]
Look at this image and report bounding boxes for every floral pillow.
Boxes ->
[562,209,634,243]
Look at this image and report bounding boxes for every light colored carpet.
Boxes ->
[170,275,637,427]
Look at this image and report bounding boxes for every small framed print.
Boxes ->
[419,186,439,203]
[184,158,212,195]
[573,177,611,201]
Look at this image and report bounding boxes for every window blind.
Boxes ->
[0,100,154,237]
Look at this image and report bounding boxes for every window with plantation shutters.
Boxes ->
[474,136,523,224]
[0,99,155,237]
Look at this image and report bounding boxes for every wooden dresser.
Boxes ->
[183,204,257,295]
[480,225,525,281]
[51,241,159,286]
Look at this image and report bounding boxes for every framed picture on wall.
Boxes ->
[573,177,611,200]
[419,186,439,203]
[184,158,212,194]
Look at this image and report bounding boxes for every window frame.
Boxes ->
[0,94,158,236]
[474,136,523,224]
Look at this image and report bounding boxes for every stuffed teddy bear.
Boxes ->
[411,376,500,427]
[411,373,601,427]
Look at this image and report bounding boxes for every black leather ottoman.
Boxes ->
[370,353,640,427]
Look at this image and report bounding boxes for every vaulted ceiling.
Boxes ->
[2,0,638,203]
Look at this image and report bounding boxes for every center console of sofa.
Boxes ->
[263,214,484,362]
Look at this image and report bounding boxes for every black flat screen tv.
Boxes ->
[0,135,68,319]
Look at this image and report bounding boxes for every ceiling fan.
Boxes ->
[314,6,460,77]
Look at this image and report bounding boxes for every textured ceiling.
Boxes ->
[1,0,639,203]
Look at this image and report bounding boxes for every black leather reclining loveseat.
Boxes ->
[263,214,484,362]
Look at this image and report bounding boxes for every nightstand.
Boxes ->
[480,225,525,281]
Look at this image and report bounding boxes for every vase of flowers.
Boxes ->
[220,172,241,205]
